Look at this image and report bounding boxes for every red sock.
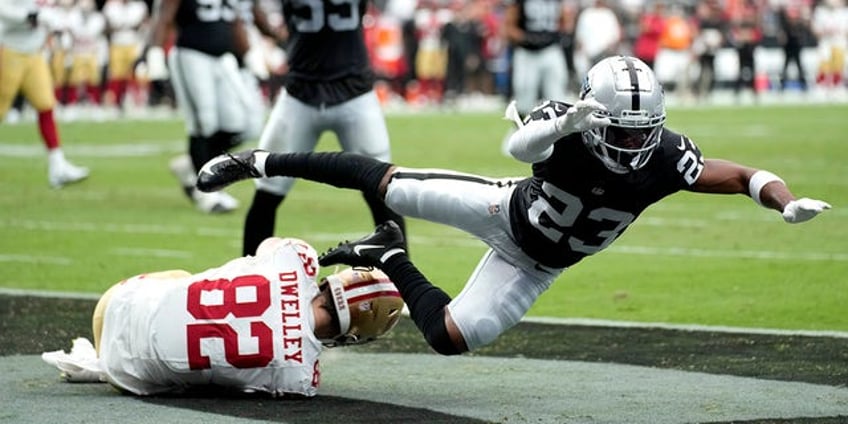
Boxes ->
[66,86,79,105]
[85,83,102,105]
[38,109,60,150]
[108,79,127,105]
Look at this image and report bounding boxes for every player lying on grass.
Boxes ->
[42,237,403,397]
[195,55,831,356]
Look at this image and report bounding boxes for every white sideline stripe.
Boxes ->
[2,287,845,340]
[0,287,101,300]
[523,316,848,339]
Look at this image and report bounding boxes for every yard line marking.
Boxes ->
[524,316,848,339]
[2,219,240,237]
[607,245,848,261]
[0,142,182,157]
[4,220,846,262]
[111,248,193,259]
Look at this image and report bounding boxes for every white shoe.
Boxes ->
[169,153,196,199]
[5,108,21,124]
[192,190,239,214]
[48,153,90,189]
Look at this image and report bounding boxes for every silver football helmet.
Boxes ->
[579,56,666,174]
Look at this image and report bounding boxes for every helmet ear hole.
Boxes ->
[320,268,404,347]
[581,55,666,173]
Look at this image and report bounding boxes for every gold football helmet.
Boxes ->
[321,267,404,347]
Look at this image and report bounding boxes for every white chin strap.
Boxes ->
[325,274,351,336]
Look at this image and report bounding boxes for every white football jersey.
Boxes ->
[102,0,147,46]
[98,244,323,396]
[0,0,48,53]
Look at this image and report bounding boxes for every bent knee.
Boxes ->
[422,309,466,356]
[424,329,464,356]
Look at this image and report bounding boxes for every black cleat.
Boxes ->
[319,221,407,267]
[196,149,266,193]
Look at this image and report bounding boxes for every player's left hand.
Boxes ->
[145,46,169,80]
[555,98,611,135]
[243,48,269,80]
[782,198,831,223]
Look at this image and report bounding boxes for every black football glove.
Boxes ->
[26,11,38,28]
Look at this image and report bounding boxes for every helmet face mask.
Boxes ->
[580,56,666,174]
[320,268,403,347]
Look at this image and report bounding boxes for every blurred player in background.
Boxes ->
[232,0,285,141]
[146,0,258,213]
[42,237,404,396]
[811,0,848,92]
[500,0,568,155]
[0,0,90,188]
[66,0,107,115]
[197,55,831,356]
[102,0,149,113]
[239,0,406,257]
[43,0,75,110]
[502,0,568,121]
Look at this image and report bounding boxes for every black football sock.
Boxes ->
[188,135,209,172]
[242,190,285,256]
[264,152,391,198]
[379,254,460,355]
[362,192,408,252]
[210,130,243,152]
[191,132,243,172]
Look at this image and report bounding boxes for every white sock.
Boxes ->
[254,150,270,177]
[48,148,66,167]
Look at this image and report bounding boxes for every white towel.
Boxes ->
[41,337,104,383]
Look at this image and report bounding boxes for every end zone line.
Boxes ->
[0,287,101,300]
[524,316,848,339]
[3,287,846,339]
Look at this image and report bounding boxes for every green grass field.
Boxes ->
[1,104,846,331]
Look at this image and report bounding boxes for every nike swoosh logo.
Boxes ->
[201,154,233,172]
[353,244,385,255]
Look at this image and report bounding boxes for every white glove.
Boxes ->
[503,100,525,128]
[243,47,269,80]
[782,198,831,223]
[145,46,169,80]
[554,98,611,135]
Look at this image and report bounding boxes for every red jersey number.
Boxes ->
[186,275,274,370]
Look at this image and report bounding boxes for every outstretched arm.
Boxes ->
[690,159,830,223]
[504,99,610,163]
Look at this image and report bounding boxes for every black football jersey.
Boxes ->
[175,0,239,56]
[511,0,562,50]
[281,0,374,106]
[508,100,705,268]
